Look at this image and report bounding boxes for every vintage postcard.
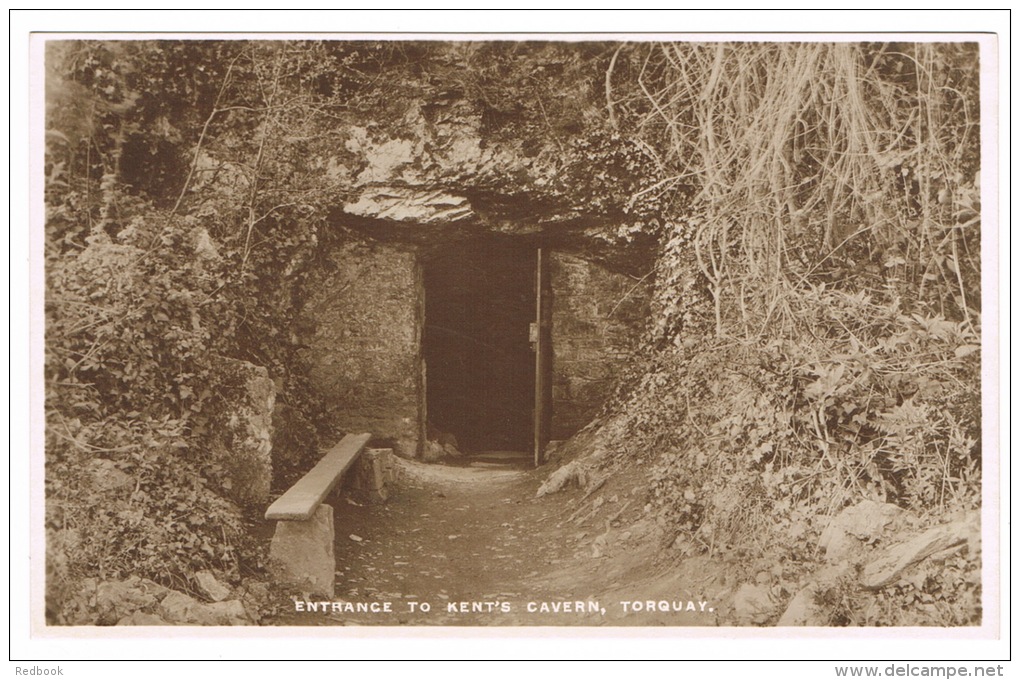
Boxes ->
[15,11,1008,667]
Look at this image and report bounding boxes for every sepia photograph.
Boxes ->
[15,10,1007,668]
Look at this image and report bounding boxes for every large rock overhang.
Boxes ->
[314,94,659,275]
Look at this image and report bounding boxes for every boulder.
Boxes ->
[777,585,829,626]
[116,611,167,626]
[194,570,231,602]
[818,500,904,562]
[203,600,251,626]
[208,359,275,509]
[235,579,272,623]
[158,590,251,626]
[536,461,589,497]
[861,517,977,589]
[426,422,460,450]
[420,437,461,463]
[733,583,775,624]
[421,439,447,463]
[776,564,850,626]
[158,591,203,624]
[94,576,167,625]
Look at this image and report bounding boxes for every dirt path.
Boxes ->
[271,455,726,627]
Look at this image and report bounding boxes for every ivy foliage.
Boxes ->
[45,41,374,615]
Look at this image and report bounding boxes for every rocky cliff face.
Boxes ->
[335,99,559,229]
[312,95,656,275]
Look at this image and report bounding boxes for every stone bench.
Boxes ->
[265,432,393,597]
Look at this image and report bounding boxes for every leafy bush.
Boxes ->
[45,414,258,592]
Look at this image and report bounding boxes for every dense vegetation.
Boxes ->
[44,40,981,625]
[598,42,982,625]
[45,41,363,616]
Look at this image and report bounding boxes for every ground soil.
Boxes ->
[269,453,730,627]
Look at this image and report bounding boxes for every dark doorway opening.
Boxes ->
[423,237,536,453]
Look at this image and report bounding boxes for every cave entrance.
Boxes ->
[423,237,540,455]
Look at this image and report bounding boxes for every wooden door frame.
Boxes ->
[533,247,552,466]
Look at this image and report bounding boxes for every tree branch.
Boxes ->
[605,43,625,131]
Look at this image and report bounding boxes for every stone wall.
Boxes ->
[550,252,649,439]
[295,243,645,455]
[297,242,425,458]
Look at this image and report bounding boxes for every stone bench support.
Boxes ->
[265,433,372,598]
[352,447,397,503]
[268,504,336,597]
